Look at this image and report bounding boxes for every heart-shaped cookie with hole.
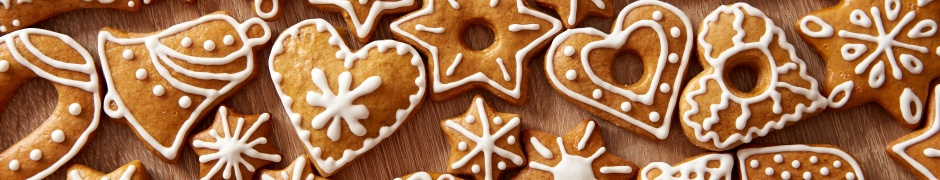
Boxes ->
[269,19,427,177]
[544,0,692,140]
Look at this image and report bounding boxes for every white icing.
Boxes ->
[639,153,733,180]
[493,116,502,125]
[29,149,40,161]
[529,123,633,179]
[749,159,758,168]
[495,58,510,81]
[397,172,458,180]
[250,0,280,19]
[192,107,282,180]
[840,43,867,61]
[821,167,829,175]
[652,11,662,21]
[926,148,940,157]
[179,95,191,108]
[827,81,854,108]
[900,88,923,124]
[508,24,540,32]
[765,167,773,176]
[834,160,842,168]
[799,15,834,38]
[306,69,381,141]
[0,60,7,72]
[69,103,82,115]
[659,83,670,93]
[181,37,192,48]
[847,172,856,180]
[458,142,467,151]
[670,27,680,38]
[599,166,632,174]
[850,10,872,28]
[774,154,783,163]
[135,68,147,80]
[120,165,137,180]
[497,161,506,170]
[529,137,554,159]
[592,89,602,99]
[443,98,523,180]
[791,160,800,168]
[12,19,19,27]
[803,171,812,180]
[152,85,165,96]
[51,130,65,143]
[908,19,937,38]
[415,24,444,33]
[308,0,415,39]
[781,171,791,179]
[648,112,659,122]
[203,40,216,51]
[577,121,595,150]
[9,160,18,171]
[445,53,462,76]
[869,61,885,88]
[565,70,576,80]
[122,49,134,60]
[506,135,515,145]
[223,35,234,45]
[810,156,818,164]
[891,85,940,179]
[466,115,475,123]
[620,102,630,112]
[563,46,575,57]
[737,144,864,180]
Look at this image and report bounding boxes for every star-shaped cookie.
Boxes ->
[515,120,638,179]
[440,95,525,180]
[308,0,419,43]
[391,0,562,105]
[888,84,940,179]
[258,156,328,180]
[67,160,150,180]
[797,0,940,128]
[190,106,282,180]
[534,0,613,28]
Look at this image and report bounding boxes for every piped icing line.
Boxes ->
[307,0,415,39]
[891,84,940,179]
[682,3,827,149]
[253,0,280,19]
[529,137,554,159]
[97,14,271,160]
[443,97,524,180]
[544,0,692,139]
[737,144,865,180]
[1,28,102,180]
[528,137,606,179]
[268,19,426,174]
[639,154,734,180]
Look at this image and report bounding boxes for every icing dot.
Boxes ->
[122,49,134,60]
[670,27,680,38]
[803,172,812,180]
[820,167,829,175]
[497,161,506,170]
[565,70,577,80]
[649,112,660,122]
[68,103,81,116]
[135,69,147,80]
[846,172,855,180]
[128,1,134,7]
[51,130,65,143]
[659,83,670,93]
[652,11,663,21]
[465,115,475,123]
[204,40,216,51]
[152,85,165,96]
[507,135,515,145]
[774,154,783,163]
[493,116,502,125]
[11,20,19,27]
[181,37,193,47]
[833,160,841,168]
[471,164,481,173]
[781,171,791,179]
[749,160,759,168]
[458,142,468,151]
[668,53,679,63]
[810,156,818,164]
[592,89,602,99]
[0,60,8,72]
[8,160,19,171]
[791,160,800,168]
[2,26,7,32]
[764,167,774,175]
[563,46,575,57]
[936,46,939,56]
[179,96,192,108]
[620,102,631,112]
[223,35,235,45]
[29,149,41,161]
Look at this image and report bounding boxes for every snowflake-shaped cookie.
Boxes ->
[440,95,525,180]
[516,120,638,179]
[888,84,940,179]
[191,106,282,180]
[533,0,613,28]
[798,0,940,127]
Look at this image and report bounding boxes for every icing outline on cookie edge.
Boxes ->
[737,144,865,180]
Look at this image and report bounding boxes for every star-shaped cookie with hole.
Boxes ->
[190,106,282,180]
[391,0,562,105]
[67,160,150,180]
[888,84,940,179]
[308,0,419,43]
[533,0,613,28]
[516,120,638,179]
[797,0,940,128]
[440,95,525,180]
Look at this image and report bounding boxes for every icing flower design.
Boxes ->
[306,69,382,141]
[441,96,525,180]
[192,107,282,180]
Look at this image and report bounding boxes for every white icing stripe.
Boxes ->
[415,24,444,33]
[307,0,415,39]
[495,58,510,81]
[69,170,82,179]
[892,85,940,179]
[925,148,940,157]
[576,121,594,150]
[446,0,459,9]
[253,0,280,19]
[119,165,136,180]
[599,166,632,174]
[640,154,733,180]
[567,0,577,26]
[529,137,553,159]
[508,24,540,32]
[290,157,307,180]
[445,53,462,76]
[737,144,864,180]
[193,107,282,180]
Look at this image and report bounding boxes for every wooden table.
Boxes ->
[0,0,917,179]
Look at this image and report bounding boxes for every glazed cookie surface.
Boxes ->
[308,0,418,43]
[533,0,612,28]
[638,153,733,180]
[394,172,461,180]
[737,144,865,180]
[440,95,525,180]
[98,11,271,162]
[679,3,828,151]
[259,157,328,180]
[545,0,692,140]
[269,19,426,177]
[797,0,940,128]
[0,0,141,34]
[390,0,562,105]
[191,106,281,180]
[515,120,638,179]
[888,84,940,180]
[0,29,101,179]
[67,160,149,180]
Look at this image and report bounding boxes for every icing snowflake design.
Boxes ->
[306,69,381,141]
[192,107,282,180]
[443,98,524,180]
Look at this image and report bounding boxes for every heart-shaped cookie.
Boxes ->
[269,19,427,177]
[544,0,693,140]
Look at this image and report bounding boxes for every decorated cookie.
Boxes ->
[390,0,562,105]
[440,95,525,180]
[269,19,426,177]
[738,144,865,180]
[0,0,141,34]
[545,0,692,140]
[679,3,828,151]
[259,157,328,180]
[176,0,281,20]
[67,160,150,180]
[98,11,271,162]
[638,153,733,180]
[515,120,638,179]
[394,172,461,180]
[888,84,940,179]
[0,29,101,179]
[796,0,940,128]
[533,0,612,28]
[308,0,418,43]
[191,106,281,180]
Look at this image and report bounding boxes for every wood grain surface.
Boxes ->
[0,0,919,179]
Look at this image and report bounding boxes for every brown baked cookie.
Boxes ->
[394,172,462,180]
[440,95,525,180]
[308,0,418,43]
[637,153,734,180]
[0,29,101,179]
[544,0,692,140]
[533,0,612,28]
[679,3,828,151]
[98,11,271,162]
[191,106,281,180]
[738,144,865,180]
[797,0,940,128]
[888,84,940,179]
[174,0,281,20]
[390,0,562,105]
[0,0,141,34]
[269,19,426,177]
[67,160,150,180]
[515,120,637,179]
[258,157,328,180]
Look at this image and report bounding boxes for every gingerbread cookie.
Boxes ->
[545,0,692,140]
[308,0,418,43]
[98,11,271,162]
[638,153,733,180]
[797,0,940,128]
[175,0,281,20]
[516,120,638,179]
[191,106,281,180]
[0,29,101,179]
[394,172,461,180]
[0,0,141,34]
[533,0,612,28]
[269,19,426,177]
[259,156,328,180]
[440,95,524,180]
[390,0,562,105]
[67,160,150,180]
[679,3,828,151]
[738,144,865,180]
[888,84,940,179]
